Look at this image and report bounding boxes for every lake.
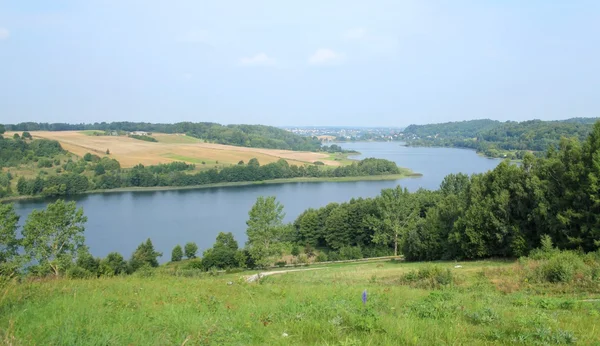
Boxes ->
[12,142,501,260]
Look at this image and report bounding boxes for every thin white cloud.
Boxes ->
[344,28,367,40]
[308,48,345,65]
[0,28,9,40]
[239,53,276,66]
[176,30,208,43]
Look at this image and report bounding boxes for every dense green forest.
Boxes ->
[403,118,599,158]
[5,121,322,151]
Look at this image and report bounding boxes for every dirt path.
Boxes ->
[245,267,327,282]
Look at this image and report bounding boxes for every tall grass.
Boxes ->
[1,260,598,345]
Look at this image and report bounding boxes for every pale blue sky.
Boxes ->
[1,1,599,126]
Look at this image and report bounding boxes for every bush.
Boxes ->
[133,264,155,278]
[534,252,586,283]
[275,261,287,267]
[184,259,203,270]
[297,254,309,264]
[315,252,328,262]
[401,265,454,288]
[339,246,363,260]
[66,266,94,279]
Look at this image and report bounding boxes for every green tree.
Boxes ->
[171,244,183,262]
[13,133,20,140]
[246,196,288,266]
[184,242,198,259]
[22,131,32,139]
[291,245,300,257]
[76,246,99,275]
[369,187,416,256]
[129,238,162,271]
[99,252,127,276]
[0,203,20,274]
[22,200,88,276]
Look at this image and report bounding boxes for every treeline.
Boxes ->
[292,123,600,260]
[403,118,599,159]
[0,135,63,167]
[15,157,401,197]
[5,121,322,151]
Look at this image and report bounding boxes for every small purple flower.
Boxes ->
[362,289,367,305]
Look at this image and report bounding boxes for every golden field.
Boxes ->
[15,131,343,168]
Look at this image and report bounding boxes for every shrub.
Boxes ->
[339,246,363,260]
[297,254,309,264]
[401,265,454,288]
[185,259,203,270]
[526,251,588,283]
[275,261,287,267]
[66,266,94,279]
[133,264,155,278]
[291,245,300,257]
[315,252,328,262]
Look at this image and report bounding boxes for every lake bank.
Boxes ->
[0,172,419,203]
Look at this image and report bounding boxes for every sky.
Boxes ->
[0,1,599,127]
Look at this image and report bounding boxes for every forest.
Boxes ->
[403,118,599,158]
[4,121,322,151]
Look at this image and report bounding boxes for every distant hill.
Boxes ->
[402,117,599,159]
[5,122,322,152]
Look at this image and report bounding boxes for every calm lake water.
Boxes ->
[12,142,501,261]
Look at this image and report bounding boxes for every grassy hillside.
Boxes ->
[1,259,598,345]
[5,122,323,152]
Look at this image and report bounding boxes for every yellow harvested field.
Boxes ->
[22,131,341,168]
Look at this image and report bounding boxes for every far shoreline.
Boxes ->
[0,172,422,204]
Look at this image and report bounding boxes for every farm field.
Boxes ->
[15,131,343,169]
[1,259,598,345]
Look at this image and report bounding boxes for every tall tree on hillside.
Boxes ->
[184,242,198,259]
[246,196,289,266]
[171,245,183,262]
[369,186,416,256]
[22,200,87,276]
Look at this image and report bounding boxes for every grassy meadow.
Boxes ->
[2,259,599,345]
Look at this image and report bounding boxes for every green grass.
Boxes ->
[1,260,598,345]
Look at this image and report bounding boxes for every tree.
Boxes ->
[106,149,110,155]
[83,153,93,162]
[22,200,88,276]
[99,252,127,276]
[171,244,183,262]
[291,245,300,257]
[0,203,20,273]
[76,246,99,275]
[201,233,240,270]
[129,238,162,271]
[184,242,198,259]
[246,196,289,266]
[22,131,32,139]
[13,133,20,140]
[370,186,416,256]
